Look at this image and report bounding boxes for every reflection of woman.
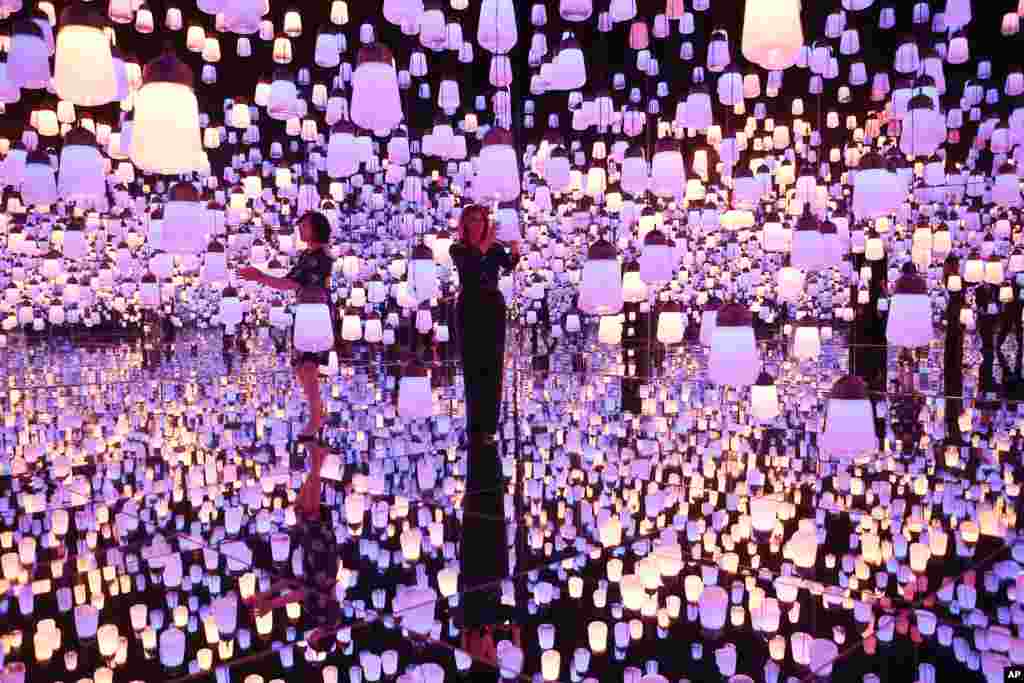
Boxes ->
[976,284,999,394]
[891,350,924,454]
[239,211,334,517]
[450,205,519,439]
[449,205,520,661]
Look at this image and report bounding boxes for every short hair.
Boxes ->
[300,211,331,244]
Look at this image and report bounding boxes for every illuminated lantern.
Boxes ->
[656,301,685,345]
[327,121,360,178]
[899,93,945,158]
[478,0,517,54]
[792,324,821,361]
[886,263,933,348]
[742,0,802,70]
[293,286,334,353]
[54,3,117,106]
[159,183,208,254]
[992,163,1021,207]
[750,372,780,422]
[852,151,902,219]
[762,213,790,252]
[639,229,675,283]
[58,128,106,202]
[551,36,587,90]
[620,146,648,196]
[650,139,685,198]
[790,205,825,269]
[475,128,521,201]
[699,586,729,632]
[8,18,51,90]
[132,51,204,174]
[621,262,647,303]
[351,44,403,133]
[579,239,623,315]
[397,363,433,420]
[21,150,58,206]
[268,69,299,120]
[708,303,759,386]
[819,375,876,460]
[203,239,228,282]
[392,584,437,636]
[408,243,439,303]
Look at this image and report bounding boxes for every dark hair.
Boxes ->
[300,211,331,244]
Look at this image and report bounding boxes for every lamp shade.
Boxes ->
[790,206,825,269]
[742,0,803,70]
[393,585,437,635]
[351,45,403,133]
[708,304,759,386]
[819,375,876,460]
[886,264,933,348]
[293,286,335,353]
[160,184,209,254]
[478,0,518,54]
[750,372,780,421]
[579,239,623,315]
[8,19,51,90]
[327,121,360,178]
[159,627,186,668]
[639,229,675,283]
[55,3,118,106]
[656,301,685,344]
[792,324,821,361]
[397,364,433,420]
[408,243,439,303]
[699,586,729,631]
[476,128,521,201]
[132,51,204,174]
[651,139,685,198]
[58,128,106,202]
[22,151,58,206]
[852,152,903,219]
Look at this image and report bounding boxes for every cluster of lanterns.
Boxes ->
[1,0,1024,681]
[0,334,1022,682]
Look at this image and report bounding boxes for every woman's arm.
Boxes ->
[238,266,301,291]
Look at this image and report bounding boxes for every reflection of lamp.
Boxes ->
[159,628,186,669]
[819,375,876,460]
[656,301,684,344]
[709,303,759,386]
[579,239,623,315]
[698,585,728,632]
[887,263,933,348]
[398,363,433,420]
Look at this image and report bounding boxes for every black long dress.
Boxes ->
[449,240,517,629]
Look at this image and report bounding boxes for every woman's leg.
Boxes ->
[295,361,324,436]
[459,295,509,639]
[485,298,508,436]
[298,442,326,516]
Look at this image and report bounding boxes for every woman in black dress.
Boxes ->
[449,204,520,661]
[239,211,335,516]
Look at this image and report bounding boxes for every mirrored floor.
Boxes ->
[1,325,1020,683]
